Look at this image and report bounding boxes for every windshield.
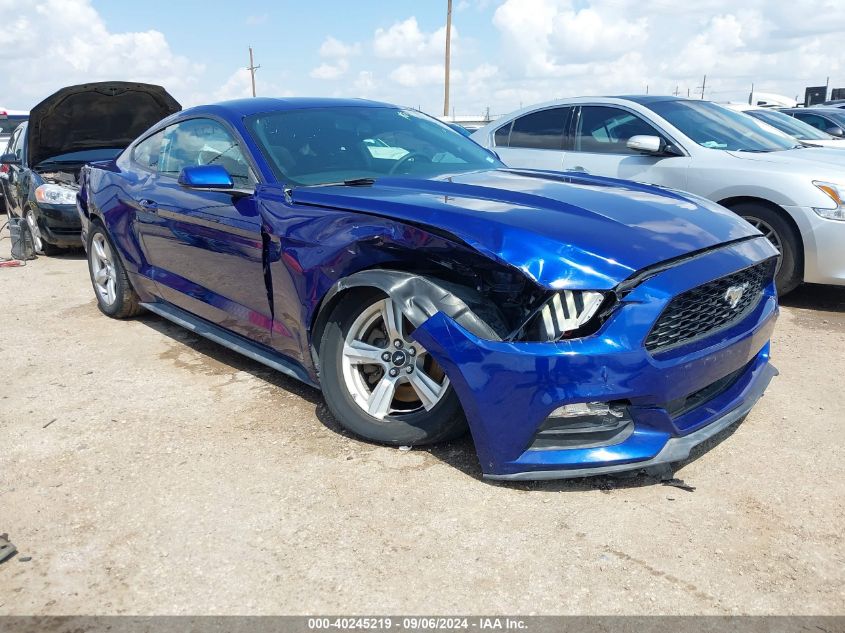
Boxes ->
[245,106,502,186]
[37,148,123,165]
[0,116,27,135]
[647,100,798,151]
[747,109,833,141]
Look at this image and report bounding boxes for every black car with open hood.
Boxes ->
[0,82,180,254]
[26,81,181,169]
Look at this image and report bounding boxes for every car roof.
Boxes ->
[179,97,398,119]
[783,107,841,114]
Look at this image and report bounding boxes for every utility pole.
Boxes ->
[673,85,680,96]
[697,74,707,99]
[247,46,260,98]
[443,0,452,117]
[825,76,830,101]
[749,82,754,105]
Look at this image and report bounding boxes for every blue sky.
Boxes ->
[3,0,844,115]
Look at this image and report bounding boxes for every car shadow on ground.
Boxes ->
[137,310,751,493]
[780,283,845,312]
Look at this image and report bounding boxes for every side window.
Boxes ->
[494,121,512,147]
[793,113,829,131]
[159,118,255,188]
[12,128,24,160]
[508,108,569,150]
[575,106,663,154]
[4,128,19,155]
[132,130,164,171]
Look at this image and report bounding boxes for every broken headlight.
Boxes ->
[524,290,607,342]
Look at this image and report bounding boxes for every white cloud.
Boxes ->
[310,59,350,80]
[0,0,202,108]
[391,64,445,88]
[481,0,845,113]
[319,36,360,59]
[373,17,456,61]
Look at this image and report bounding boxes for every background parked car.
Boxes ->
[472,96,845,294]
[722,102,845,149]
[0,108,28,209]
[781,107,845,137]
[0,82,179,254]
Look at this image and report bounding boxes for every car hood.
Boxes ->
[290,169,760,290]
[800,139,845,149]
[726,146,845,169]
[27,82,180,168]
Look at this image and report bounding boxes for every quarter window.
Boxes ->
[494,122,512,147]
[575,106,662,154]
[132,130,164,171]
[507,108,569,150]
[159,118,255,188]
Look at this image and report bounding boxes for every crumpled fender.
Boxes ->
[319,269,503,342]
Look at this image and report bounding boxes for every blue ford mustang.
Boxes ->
[78,97,779,480]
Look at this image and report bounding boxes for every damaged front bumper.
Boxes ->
[410,237,779,480]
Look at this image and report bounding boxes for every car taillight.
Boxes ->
[0,164,7,174]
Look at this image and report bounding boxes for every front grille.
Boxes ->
[645,260,774,353]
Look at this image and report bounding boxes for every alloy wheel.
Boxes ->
[742,215,783,275]
[24,209,43,253]
[90,233,118,306]
[340,298,450,420]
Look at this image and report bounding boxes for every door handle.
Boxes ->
[138,198,158,211]
[570,165,589,173]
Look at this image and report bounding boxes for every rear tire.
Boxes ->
[734,202,801,295]
[319,288,467,446]
[86,222,142,318]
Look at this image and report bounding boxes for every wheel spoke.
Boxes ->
[380,298,404,341]
[407,369,445,411]
[93,239,107,262]
[94,268,108,284]
[367,376,396,419]
[106,278,116,304]
[343,340,385,365]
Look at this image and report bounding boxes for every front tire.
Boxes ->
[87,223,142,318]
[319,289,467,446]
[24,206,65,256]
[735,203,801,295]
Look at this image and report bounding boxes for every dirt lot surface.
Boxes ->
[1,247,843,616]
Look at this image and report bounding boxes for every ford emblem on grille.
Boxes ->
[724,284,747,309]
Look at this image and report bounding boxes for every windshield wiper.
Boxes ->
[304,177,377,188]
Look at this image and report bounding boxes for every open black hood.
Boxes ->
[27,81,180,167]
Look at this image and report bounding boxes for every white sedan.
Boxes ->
[472,96,845,294]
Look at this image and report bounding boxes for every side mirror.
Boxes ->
[825,126,844,137]
[178,165,234,189]
[626,135,666,154]
[0,152,20,165]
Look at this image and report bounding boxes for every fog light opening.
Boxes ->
[548,401,627,421]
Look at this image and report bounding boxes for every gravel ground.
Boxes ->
[0,247,843,615]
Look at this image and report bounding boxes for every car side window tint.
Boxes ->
[494,122,512,147]
[132,130,164,171]
[793,113,828,131]
[508,108,568,150]
[575,106,663,154]
[159,118,255,188]
[5,129,18,155]
[12,128,24,160]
